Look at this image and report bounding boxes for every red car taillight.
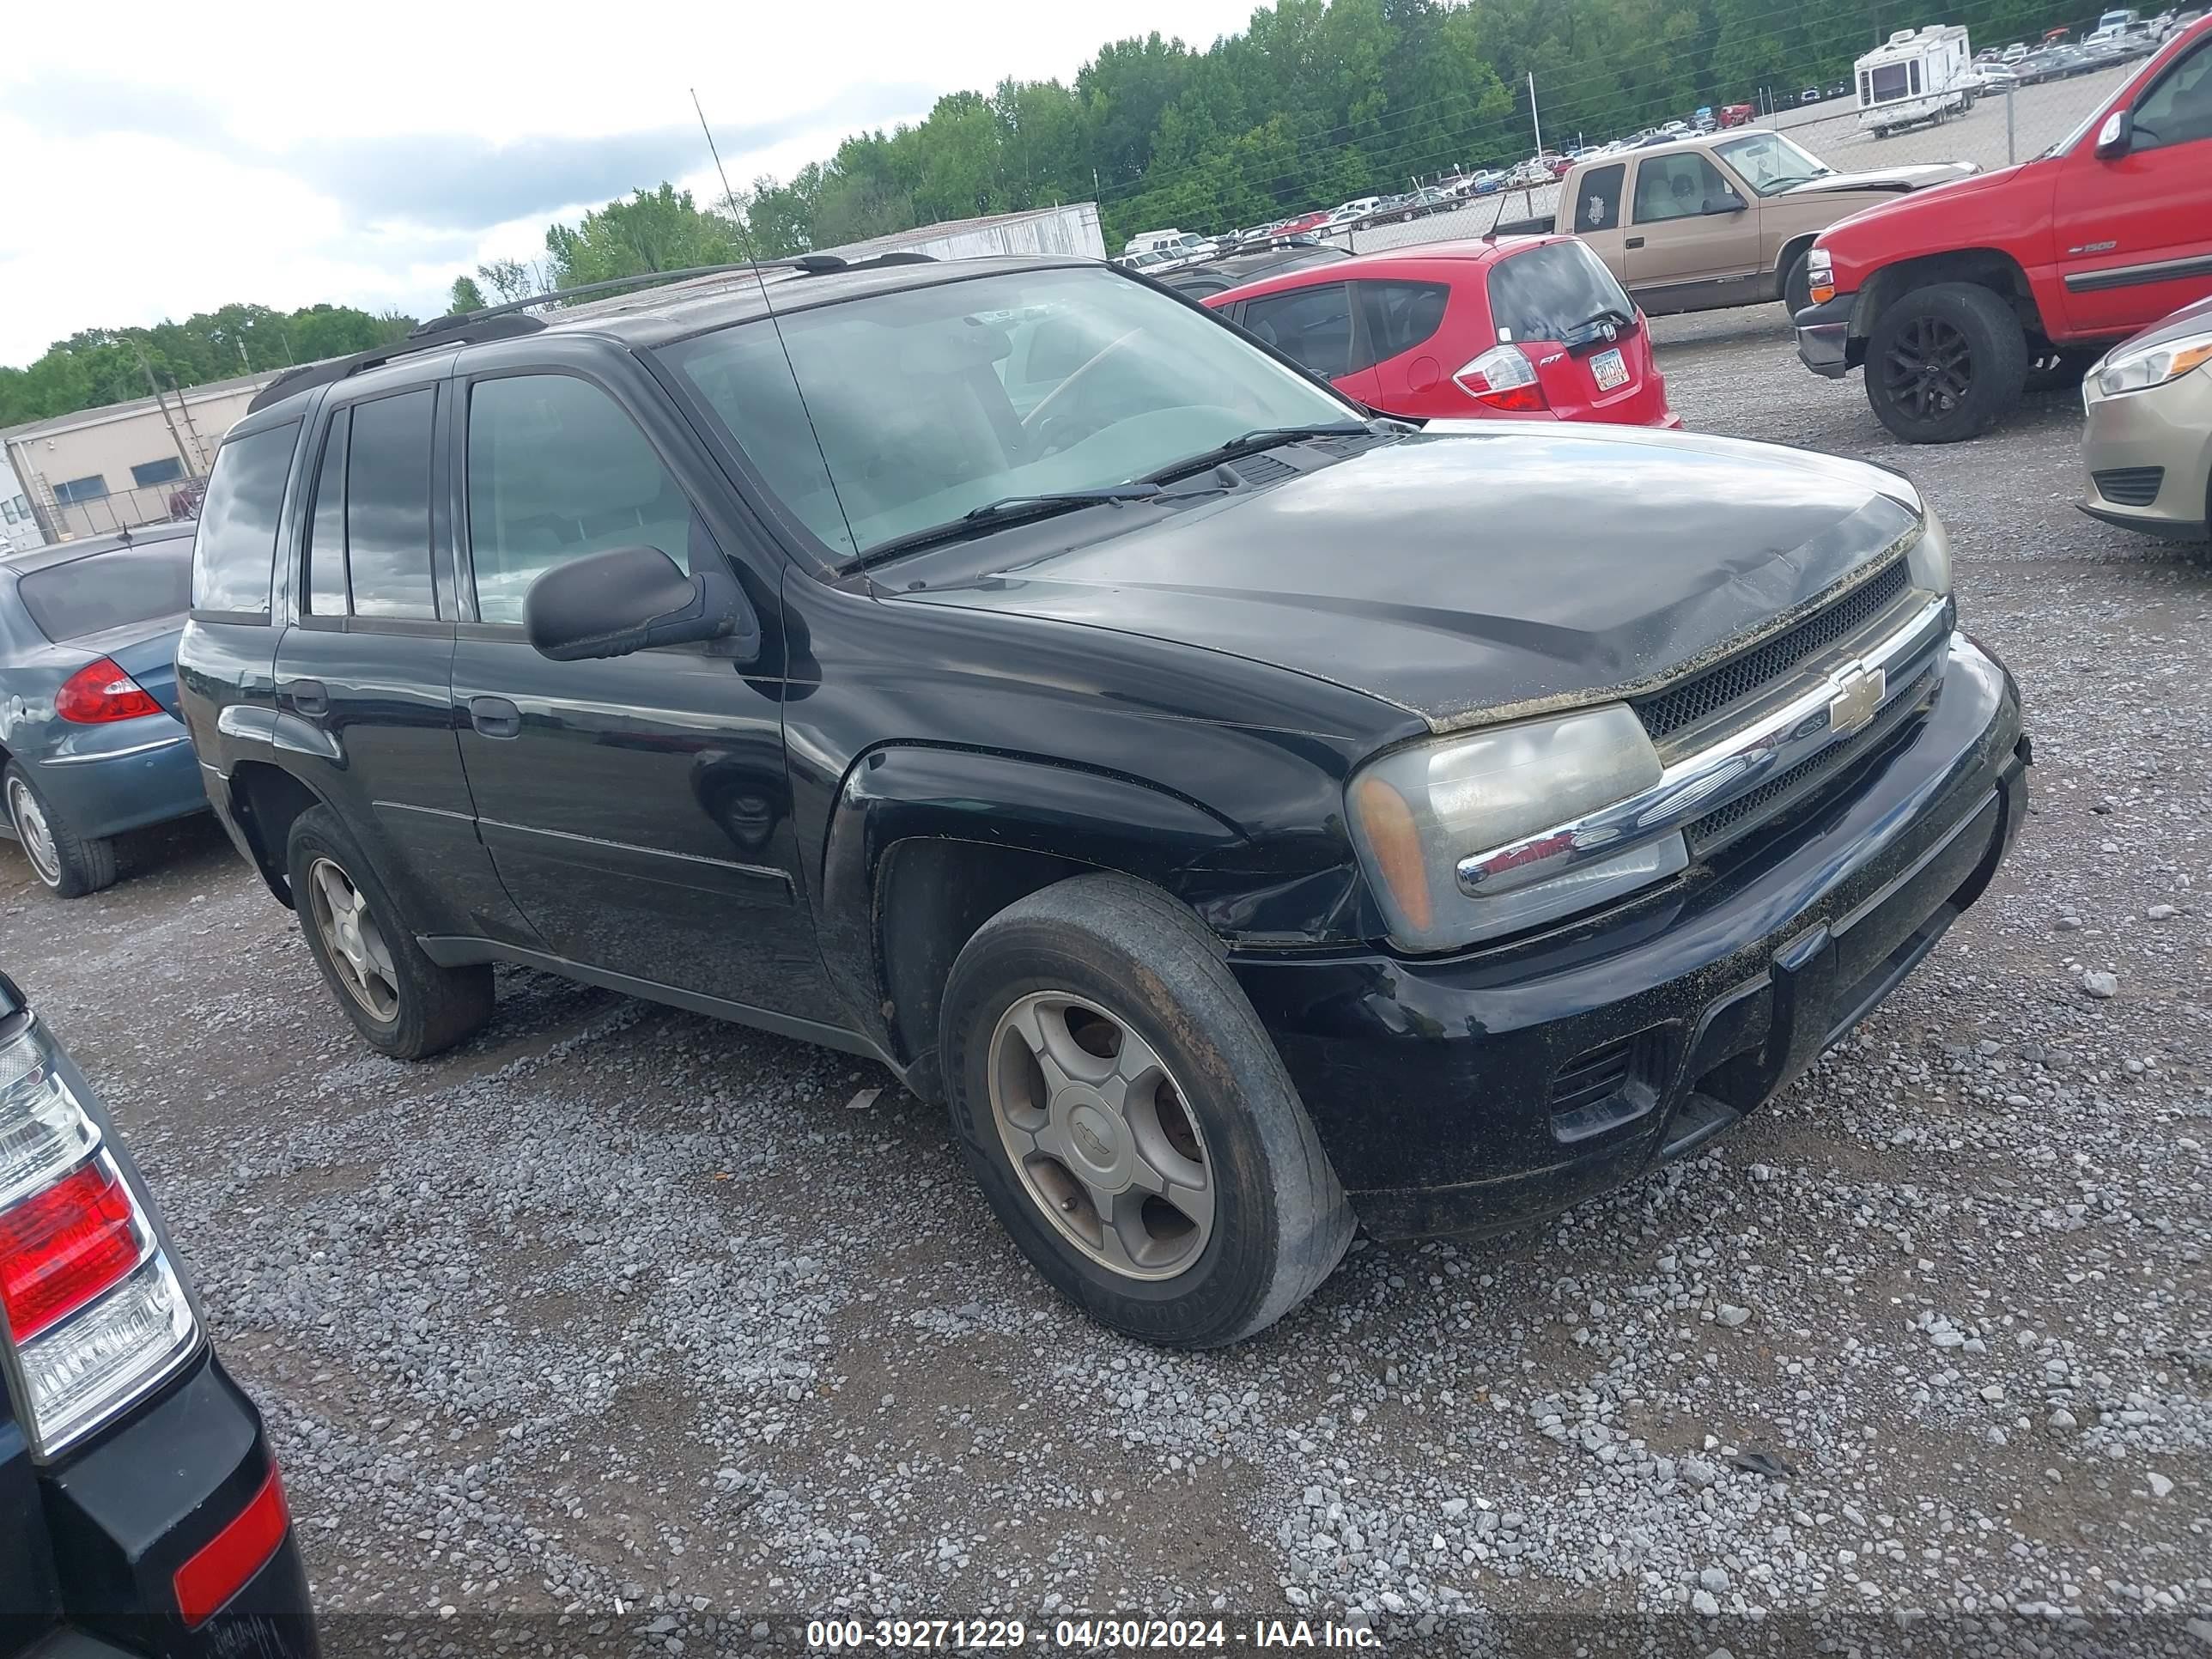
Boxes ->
[0,1014,198,1457]
[54,657,162,725]
[1453,344,1548,413]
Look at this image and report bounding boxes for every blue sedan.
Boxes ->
[1,523,208,897]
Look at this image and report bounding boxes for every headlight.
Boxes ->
[2094,328,2212,397]
[1806,246,1835,306]
[1906,503,1952,596]
[1346,704,1686,952]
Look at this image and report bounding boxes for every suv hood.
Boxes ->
[1783,161,1980,196]
[892,426,1921,732]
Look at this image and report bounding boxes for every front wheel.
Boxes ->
[940,874,1354,1347]
[1863,282,2027,444]
[1782,252,1813,316]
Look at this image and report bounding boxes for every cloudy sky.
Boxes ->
[0,0,1259,368]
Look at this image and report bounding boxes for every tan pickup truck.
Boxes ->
[1497,129,1977,316]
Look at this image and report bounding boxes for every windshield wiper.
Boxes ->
[857,483,1164,565]
[1563,307,1637,346]
[1140,420,1374,485]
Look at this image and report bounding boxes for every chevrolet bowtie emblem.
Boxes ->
[1827,661,1886,736]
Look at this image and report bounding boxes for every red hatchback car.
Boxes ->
[1202,235,1681,428]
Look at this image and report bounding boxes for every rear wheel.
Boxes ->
[287,806,493,1059]
[940,873,1354,1347]
[1864,282,2027,444]
[3,764,116,899]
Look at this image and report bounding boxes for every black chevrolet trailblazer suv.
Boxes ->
[175,253,2029,1346]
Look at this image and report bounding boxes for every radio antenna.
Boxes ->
[690,87,859,558]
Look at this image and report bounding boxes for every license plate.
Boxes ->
[1592,347,1630,392]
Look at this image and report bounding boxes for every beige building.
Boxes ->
[0,369,280,544]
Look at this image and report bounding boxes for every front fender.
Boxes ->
[817,744,1249,1052]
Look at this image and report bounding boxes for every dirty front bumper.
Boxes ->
[1231,634,2026,1241]
[1795,294,1856,379]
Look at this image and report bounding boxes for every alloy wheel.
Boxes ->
[987,991,1215,1281]
[307,856,401,1023]
[1881,315,1973,424]
[5,777,62,888]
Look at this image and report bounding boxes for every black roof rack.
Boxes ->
[244,252,935,416]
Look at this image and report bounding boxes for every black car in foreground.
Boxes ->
[0,970,317,1656]
[176,253,2027,1346]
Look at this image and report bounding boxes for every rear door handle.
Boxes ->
[469,696,521,739]
[286,679,328,716]
[1626,236,1644,248]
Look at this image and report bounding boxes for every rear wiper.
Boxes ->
[1562,307,1638,347]
[1140,420,1374,485]
[857,484,1164,565]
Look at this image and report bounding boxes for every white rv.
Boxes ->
[1855,24,1974,136]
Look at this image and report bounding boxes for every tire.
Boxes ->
[286,805,493,1060]
[939,873,1354,1348]
[1782,251,1813,316]
[1863,282,2028,444]
[3,763,117,899]
[2025,345,2099,392]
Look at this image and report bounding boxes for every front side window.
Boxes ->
[659,265,1352,558]
[1358,282,1452,362]
[191,422,298,617]
[1714,131,1833,195]
[1632,154,1734,222]
[18,539,193,641]
[342,390,437,620]
[1240,283,1358,379]
[304,408,350,617]
[2133,37,2212,148]
[1573,163,1626,230]
[465,375,698,626]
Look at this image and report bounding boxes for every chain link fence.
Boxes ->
[1319,59,2130,259]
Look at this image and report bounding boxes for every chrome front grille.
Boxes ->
[1634,559,1911,744]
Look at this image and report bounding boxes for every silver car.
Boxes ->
[2080,294,2212,544]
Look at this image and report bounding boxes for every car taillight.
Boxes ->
[0,1014,197,1457]
[54,657,162,725]
[1454,344,1548,412]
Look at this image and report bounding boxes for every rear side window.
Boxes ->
[17,540,192,641]
[1240,283,1358,378]
[1573,163,1626,232]
[191,421,299,617]
[465,374,697,627]
[1357,282,1451,362]
[342,390,438,620]
[304,409,350,617]
[1487,242,1635,344]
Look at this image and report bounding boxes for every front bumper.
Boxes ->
[2078,367,2212,542]
[1795,293,1856,379]
[1232,633,2027,1240]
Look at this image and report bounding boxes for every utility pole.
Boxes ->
[131,337,198,477]
[1528,71,1544,155]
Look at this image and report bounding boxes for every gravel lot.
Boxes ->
[3,312,2209,1657]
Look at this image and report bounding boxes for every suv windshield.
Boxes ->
[659,265,1352,560]
[1713,131,1833,194]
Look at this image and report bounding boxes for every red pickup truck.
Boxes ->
[1796,13,2212,442]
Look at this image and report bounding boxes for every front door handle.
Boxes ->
[468,696,521,739]
[286,679,328,716]
[1626,235,1644,248]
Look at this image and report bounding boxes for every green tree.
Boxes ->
[544,185,741,293]
[449,275,489,313]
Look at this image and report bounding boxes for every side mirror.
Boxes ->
[2095,108,2133,156]
[524,545,759,664]
[1711,190,1749,214]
